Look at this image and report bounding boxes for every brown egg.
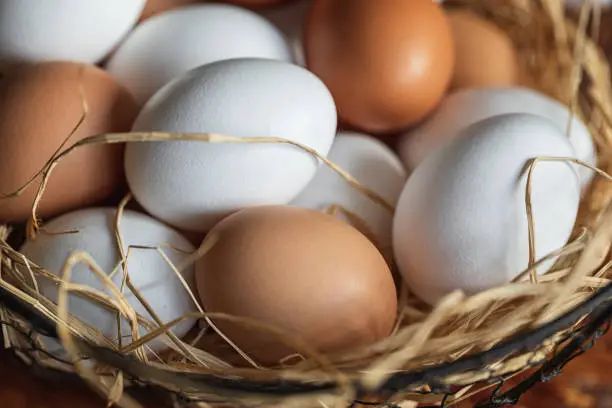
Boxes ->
[0,62,139,223]
[195,205,397,365]
[139,0,203,21]
[304,0,454,134]
[448,10,518,90]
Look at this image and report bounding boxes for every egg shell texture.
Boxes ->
[304,0,454,133]
[291,132,406,260]
[196,205,397,364]
[0,62,139,223]
[0,0,145,66]
[107,3,292,104]
[20,208,197,352]
[398,87,596,188]
[393,113,580,306]
[125,58,337,232]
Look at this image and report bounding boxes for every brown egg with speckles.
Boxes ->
[195,205,397,365]
[448,10,518,90]
[304,0,454,134]
[0,62,139,223]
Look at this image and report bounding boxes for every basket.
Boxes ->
[2,0,612,407]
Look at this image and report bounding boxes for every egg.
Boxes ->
[125,58,337,232]
[139,0,202,21]
[257,0,312,66]
[393,113,580,306]
[20,208,197,352]
[0,0,145,66]
[398,87,596,189]
[106,4,292,104]
[448,10,518,89]
[304,0,454,133]
[0,62,139,223]
[291,132,406,260]
[196,205,397,364]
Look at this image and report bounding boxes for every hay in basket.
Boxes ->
[2,0,612,407]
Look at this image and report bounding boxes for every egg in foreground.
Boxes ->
[20,208,198,352]
[125,58,337,232]
[196,205,398,364]
[394,113,580,305]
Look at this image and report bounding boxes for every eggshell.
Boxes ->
[139,0,202,21]
[106,4,292,104]
[125,58,337,232]
[0,0,145,66]
[257,0,312,66]
[196,205,397,364]
[0,62,139,223]
[20,208,197,352]
[304,0,454,133]
[291,132,406,260]
[393,113,580,306]
[448,10,517,89]
[398,87,596,189]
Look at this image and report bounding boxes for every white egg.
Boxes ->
[398,87,596,190]
[106,3,292,104]
[393,113,580,306]
[291,132,406,259]
[20,208,197,352]
[257,0,312,66]
[0,0,145,66]
[126,58,337,232]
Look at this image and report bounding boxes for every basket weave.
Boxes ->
[2,0,612,407]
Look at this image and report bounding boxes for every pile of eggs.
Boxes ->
[0,0,597,365]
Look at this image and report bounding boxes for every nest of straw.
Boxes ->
[2,0,612,407]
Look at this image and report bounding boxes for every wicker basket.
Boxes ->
[2,0,612,407]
